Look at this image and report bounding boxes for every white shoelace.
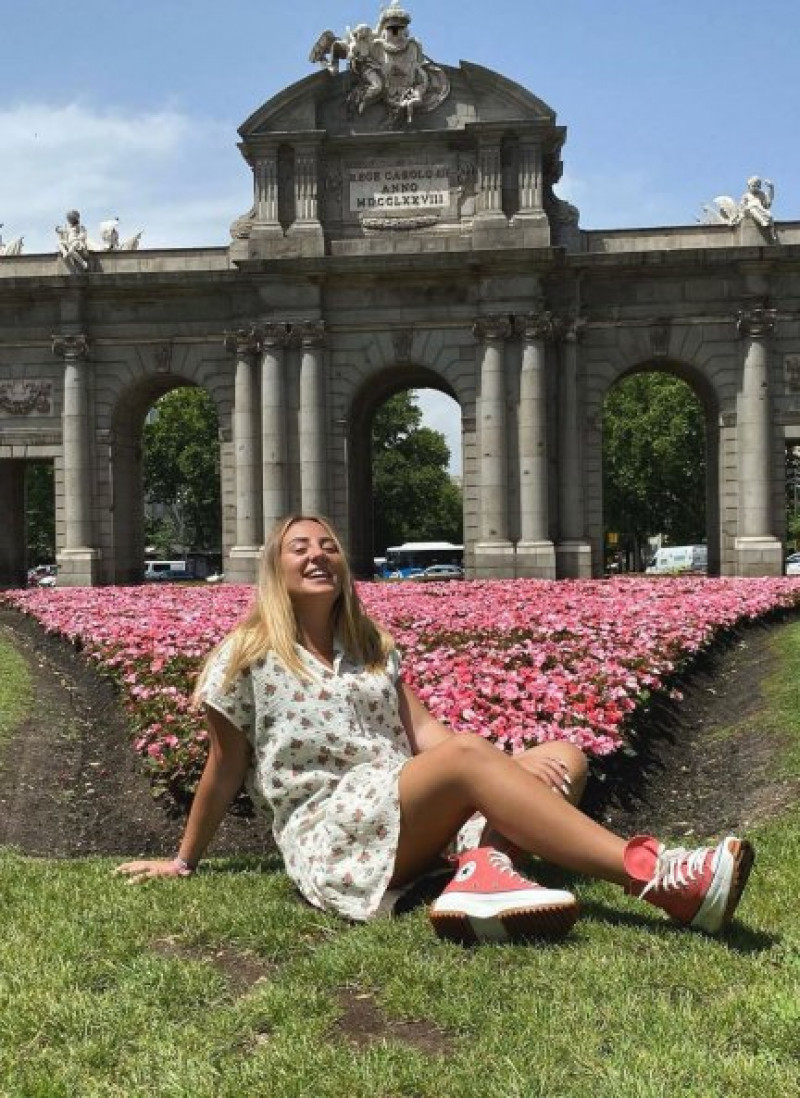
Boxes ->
[640,844,711,898]
[487,849,534,886]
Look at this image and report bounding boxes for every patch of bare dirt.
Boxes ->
[332,989,452,1054]
[0,607,271,858]
[149,937,278,994]
[0,606,797,863]
[583,617,800,839]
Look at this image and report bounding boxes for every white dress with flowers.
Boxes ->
[200,641,482,922]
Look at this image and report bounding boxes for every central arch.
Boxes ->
[596,358,721,575]
[346,363,461,577]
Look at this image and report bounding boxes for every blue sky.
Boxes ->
[3,1,798,467]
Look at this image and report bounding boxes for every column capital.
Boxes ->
[472,314,513,343]
[51,333,89,360]
[736,304,777,339]
[223,325,261,357]
[516,310,563,344]
[562,317,587,345]
[261,322,290,349]
[296,320,326,348]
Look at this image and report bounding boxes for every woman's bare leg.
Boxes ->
[391,735,627,888]
[480,742,588,855]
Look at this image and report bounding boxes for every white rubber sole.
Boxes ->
[430,888,579,944]
[691,837,755,934]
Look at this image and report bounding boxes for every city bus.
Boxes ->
[378,541,464,578]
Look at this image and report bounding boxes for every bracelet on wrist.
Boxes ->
[172,855,197,876]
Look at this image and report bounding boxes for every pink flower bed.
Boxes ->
[3,576,799,807]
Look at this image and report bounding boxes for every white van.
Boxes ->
[144,560,189,581]
[645,545,707,575]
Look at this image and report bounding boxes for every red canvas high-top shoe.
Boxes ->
[429,847,579,944]
[624,834,755,934]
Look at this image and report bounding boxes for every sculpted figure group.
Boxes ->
[309,3,449,124]
[0,211,142,268]
[55,211,142,272]
[0,224,24,257]
[701,176,778,242]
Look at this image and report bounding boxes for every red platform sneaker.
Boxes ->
[429,847,579,944]
[624,834,755,934]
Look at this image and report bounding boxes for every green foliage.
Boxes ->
[603,373,706,553]
[786,446,800,548]
[142,388,221,553]
[372,391,462,552]
[25,461,55,563]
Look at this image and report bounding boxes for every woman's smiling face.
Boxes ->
[280,518,344,604]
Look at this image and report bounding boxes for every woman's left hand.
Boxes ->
[522,755,573,797]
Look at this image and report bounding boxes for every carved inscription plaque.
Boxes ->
[349,164,450,213]
[0,379,53,416]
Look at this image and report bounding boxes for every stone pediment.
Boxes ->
[232,57,571,262]
[239,62,557,139]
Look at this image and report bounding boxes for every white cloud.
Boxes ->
[0,102,247,252]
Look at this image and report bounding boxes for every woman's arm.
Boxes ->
[115,706,252,882]
[397,681,455,755]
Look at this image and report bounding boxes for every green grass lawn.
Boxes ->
[0,632,32,748]
[1,628,799,1098]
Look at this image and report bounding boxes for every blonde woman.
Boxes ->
[117,515,754,943]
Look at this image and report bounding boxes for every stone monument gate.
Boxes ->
[1,6,799,586]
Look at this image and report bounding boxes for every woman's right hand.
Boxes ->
[114,858,193,884]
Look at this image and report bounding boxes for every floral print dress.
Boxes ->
[201,641,484,921]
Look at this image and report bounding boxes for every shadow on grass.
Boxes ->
[574,898,779,952]
[199,852,285,876]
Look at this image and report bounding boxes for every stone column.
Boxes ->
[516,311,557,577]
[555,318,592,578]
[473,315,514,576]
[224,326,263,582]
[261,323,289,534]
[298,320,329,516]
[734,304,783,575]
[52,333,99,585]
[286,140,325,253]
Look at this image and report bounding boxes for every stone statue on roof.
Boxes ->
[0,225,24,257]
[309,4,450,125]
[699,175,778,243]
[56,209,90,272]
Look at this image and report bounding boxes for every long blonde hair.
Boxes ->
[195,514,394,695]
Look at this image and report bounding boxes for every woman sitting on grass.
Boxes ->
[117,514,754,943]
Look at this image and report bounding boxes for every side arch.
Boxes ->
[105,364,229,583]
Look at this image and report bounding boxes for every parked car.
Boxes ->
[27,564,57,587]
[422,564,465,579]
[144,560,190,582]
[645,545,707,575]
[786,552,800,576]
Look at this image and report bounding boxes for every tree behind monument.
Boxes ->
[371,391,462,554]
